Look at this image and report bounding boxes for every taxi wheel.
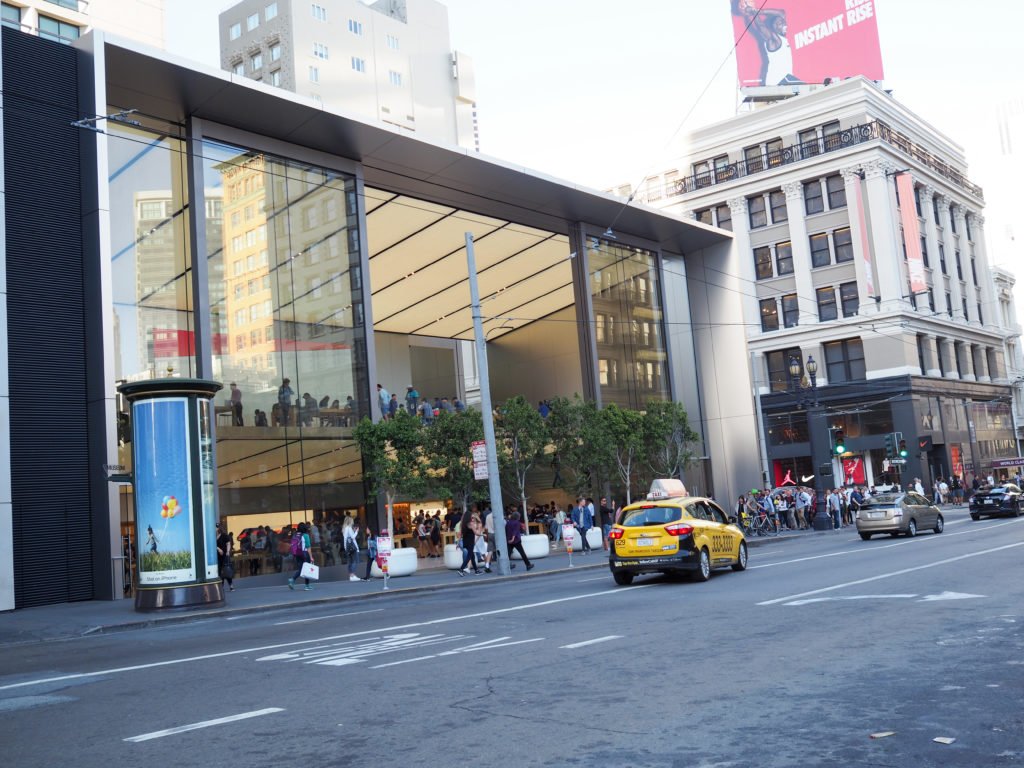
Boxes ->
[933,514,944,534]
[612,571,634,586]
[693,548,711,582]
[731,541,748,571]
[859,532,872,541]
[906,519,917,538]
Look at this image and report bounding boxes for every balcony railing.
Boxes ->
[647,120,984,203]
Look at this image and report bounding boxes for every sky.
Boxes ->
[167,0,1023,310]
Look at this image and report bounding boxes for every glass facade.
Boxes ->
[107,122,370,567]
[589,238,670,409]
[200,141,369,532]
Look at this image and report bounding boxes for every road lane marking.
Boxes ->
[758,541,1024,606]
[750,517,1024,570]
[274,609,384,626]
[560,635,622,649]
[0,584,651,692]
[784,594,918,606]
[372,637,545,668]
[577,576,607,583]
[124,708,283,742]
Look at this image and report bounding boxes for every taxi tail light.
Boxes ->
[892,509,903,518]
[664,523,694,537]
[608,527,624,540]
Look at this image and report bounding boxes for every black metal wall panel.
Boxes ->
[3,28,92,607]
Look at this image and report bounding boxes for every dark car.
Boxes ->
[969,484,1023,520]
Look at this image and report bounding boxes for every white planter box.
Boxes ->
[370,546,418,578]
[510,534,550,560]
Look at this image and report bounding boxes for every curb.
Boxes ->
[72,559,611,638]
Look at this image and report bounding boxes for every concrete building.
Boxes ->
[0,0,164,47]
[0,26,759,610]
[218,0,477,151]
[618,77,1024,492]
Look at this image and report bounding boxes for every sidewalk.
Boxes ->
[0,536,796,646]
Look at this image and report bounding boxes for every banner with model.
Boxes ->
[731,0,884,88]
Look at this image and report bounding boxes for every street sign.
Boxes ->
[889,458,907,465]
[471,440,488,479]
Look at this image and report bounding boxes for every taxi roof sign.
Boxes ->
[647,478,687,500]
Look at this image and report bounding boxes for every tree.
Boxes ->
[642,400,700,487]
[422,408,487,518]
[494,395,548,516]
[546,395,613,500]
[601,402,646,504]
[352,409,428,537]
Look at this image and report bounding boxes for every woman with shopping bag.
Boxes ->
[287,522,317,591]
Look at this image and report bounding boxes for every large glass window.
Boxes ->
[834,227,853,262]
[1,3,21,29]
[754,246,772,280]
[760,298,779,332]
[769,190,787,223]
[816,286,837,321]
[775,241,793,275]
[826,175,846,209]
[748,195,767,229]
[804,180,823,215]
[589,240,669,409]
[823,338,866,383]
[200,140,369,532]
[107,119,197,384]
[782,294,798,328]
[809,233,830,267]
[839,281,859,317]
[765,347,804,392]
[38,14,79,43]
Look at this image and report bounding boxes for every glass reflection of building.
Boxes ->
[109,118,370,540]
[588,238,671,409]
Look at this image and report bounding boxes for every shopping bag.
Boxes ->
[300,561,319,581]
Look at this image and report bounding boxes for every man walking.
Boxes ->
[377,383,390,421]
[229,382,243,426]
[506,511,534,571]
[571,497,593,553]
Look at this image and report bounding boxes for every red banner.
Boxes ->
[842,457,866,485]
[896,173,928,295]
[950,445,963,479]
[853,179,876,298]
[731,0,884,87]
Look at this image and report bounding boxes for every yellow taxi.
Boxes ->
[608,480,748,585]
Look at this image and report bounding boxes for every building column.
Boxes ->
[935,194,965,321]
[929,334,946,377]
[989,346,1006,383]
[841,166,879,315]
[969,212,997,330]
[941,338,958,379]
[921,332,940,377]
[727,196,761,338]
[861,159,905,311]
[952,204,978,324]
[782,181,817,322]
[961,341,976,381]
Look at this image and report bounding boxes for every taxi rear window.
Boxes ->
[620,506,684,527]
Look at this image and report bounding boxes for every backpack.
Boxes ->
[289,533,304,556]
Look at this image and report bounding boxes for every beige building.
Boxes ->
[1,0,165,48]
[617,77,1024,491]
[218,0,477,151]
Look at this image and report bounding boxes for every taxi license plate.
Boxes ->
[868,512,885,519]
[636,537,654,546]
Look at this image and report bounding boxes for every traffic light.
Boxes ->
[834,429,846,455]
[898,438,908,457]
[884,432,895,458]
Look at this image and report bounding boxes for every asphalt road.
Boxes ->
[2,507,1022,767]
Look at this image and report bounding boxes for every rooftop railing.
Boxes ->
[642,120,984,204]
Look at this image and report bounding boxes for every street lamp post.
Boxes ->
[790,356,831,531]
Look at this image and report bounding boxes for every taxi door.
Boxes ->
[692,500,738,565]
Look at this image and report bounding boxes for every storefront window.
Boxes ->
[201,140,369,538]
[107,119,196,381]
[588,238,670,408]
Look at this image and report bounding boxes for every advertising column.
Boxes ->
[119,378,224,612]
